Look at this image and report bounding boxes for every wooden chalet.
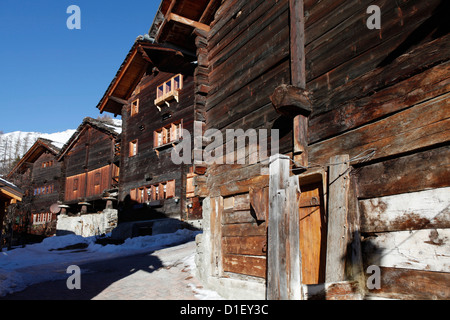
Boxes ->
[97,39,201,223]
[148,0,450,300]
[0,177,23,244]
[57,117,121,214]
[7,138,65,236]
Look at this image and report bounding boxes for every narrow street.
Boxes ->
[1,241,219,300]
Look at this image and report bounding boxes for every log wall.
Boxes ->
[303,0,450,299]
[119,70,196,220]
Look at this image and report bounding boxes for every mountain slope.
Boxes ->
[0,130,76,176]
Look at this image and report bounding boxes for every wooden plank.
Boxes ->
[360,187,450,233]
[222,254,267,278]
[268,154,288,300]
[233,193,250,211]
[286,174,302,299]
[309,33,450,115]
[306,0,439,81]
[249,186,269,221]
[309,60,450,143]
[207,9,290,109]
[222,236,267,256]
[222,222,267,237]
[222,209,254,225]
[267,154,302,300]
[362,229,450,273]
[303,281,361,300]
[210,196,223,277]
[366,267,450,300]
[356,145,450,199]
[206,59,290,133]
[325,155,350,283]
[167,13,211,32]
[309,92,450,166]
[290,0,306,88]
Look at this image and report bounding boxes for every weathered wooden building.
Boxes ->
[0,177,23,246]
[7,138,65,236]
[148,0,450,300]
[97,40,201,223]
[57,117,122,214]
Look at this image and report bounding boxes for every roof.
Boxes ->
[0,177,23,202]
[149,0,221,52]
[57,117,122,161]
[7,138,65,178]
[97,39,196,115]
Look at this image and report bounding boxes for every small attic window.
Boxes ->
[131,99,139,116]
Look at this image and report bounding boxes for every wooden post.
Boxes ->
[210,196,223,277]
[267,154,302,300]
[290,0,309,168]
[325,155,350,283]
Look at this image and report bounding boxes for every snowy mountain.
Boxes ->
[0,129,76,176]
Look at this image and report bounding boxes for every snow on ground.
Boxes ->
[0,229,210,298]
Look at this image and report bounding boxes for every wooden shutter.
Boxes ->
[166,180,175,198]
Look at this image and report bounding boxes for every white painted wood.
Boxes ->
[363,228,450,272]
[360,187,450,232]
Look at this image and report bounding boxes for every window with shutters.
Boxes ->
[130,180,175,204]
[131,99,139,116]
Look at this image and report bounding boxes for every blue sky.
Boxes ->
[0,0,160,133]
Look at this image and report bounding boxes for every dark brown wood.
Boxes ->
[271,84,312,118]
[309,92,450,166]
[355,145,450,200]
[60,118,120,206]
[366,267,450,300]
[290,0,306,88]
[148,0,450,301]
[309,60,450,143]
[249,186,269,221]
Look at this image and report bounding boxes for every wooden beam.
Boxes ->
[325,154,350,283]
[108,96,129,105]
[290,0,306,88]
[289,0,309,168]
[167,13,211,32]
[267,154,302,300]
[271,84,312,118]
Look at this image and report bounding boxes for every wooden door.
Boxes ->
[299,182,327,285]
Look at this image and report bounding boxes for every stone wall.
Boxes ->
[56,209,118,237]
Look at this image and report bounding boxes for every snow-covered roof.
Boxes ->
[0,176,23,199]
[39,130,77,150]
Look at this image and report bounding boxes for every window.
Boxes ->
[129,140,138,157]
[33,212,52,225]
[154,121,183,148]
[42,161,54,168]
[73,179,79,191]
[154,74,184,107]
[130,180,175,204]
[34,184,54,196]
[131,99,139,116]
[94,172,101,186]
